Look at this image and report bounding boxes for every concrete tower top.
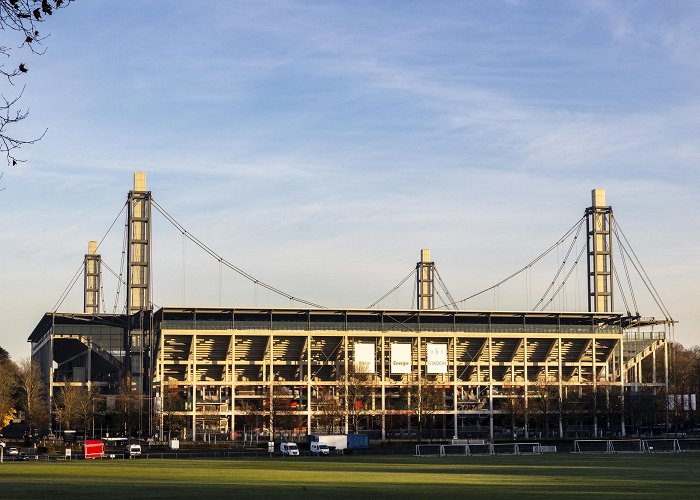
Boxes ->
[134,171,147,192]
[87,240,98,255]
[591,188,606,208]
[421,248,431,263]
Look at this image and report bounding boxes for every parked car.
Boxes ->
[280,442,299,456]
[127,444,142,457]
[7,447,19,456]
[310,442,330,456]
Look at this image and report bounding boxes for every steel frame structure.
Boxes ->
[150,307,657,441]
[83,241,101,315]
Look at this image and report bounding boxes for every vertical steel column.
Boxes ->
[381,334,386,440]
[84,240,101,314]
[593,340,598,437]
[344,335,349,434]
[159,326,165,441]
[523,337,528,439]
[416,249,435,310]
[307,333,312,433]
[192,333,197,441]
[586,188,614,313]
[558,337,563,438]
[664,341,669,432]
[619,335,626,437]
[269,334,274,436]
[230,334,236,440]
[488,335,493,441]
[126,172,152,402]
[453,334,458,439]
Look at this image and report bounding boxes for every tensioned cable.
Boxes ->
[102,259,161,312]
[616,236,672,321]
[534,218,585,310]
[612,265,631,316]
[102,260,126,285]
[367,268,416,309]
[538,243,587,311]
[437,214,586,310]
[52,201,128,312]
[611,218,639,315]
[112,213,128,314]
[434,267,457,310]
[151,198,325,309]
[613,218,672,320]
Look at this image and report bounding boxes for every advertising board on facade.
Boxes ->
[354,343,375,373]
[426,343,448,374]
[391,343,411,374]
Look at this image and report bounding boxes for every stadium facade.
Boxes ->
[28,173,670,441]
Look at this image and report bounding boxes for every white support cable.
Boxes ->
[367,268,416,309]
[611,219,639,315]
[438,215,587,310]
[113,215,128,314]
[151,198,325,309]
[434,267,457,310]
[539,243,587,311]
[612,265,632,315]
[534,218,585,310]
[613,218,672,321]
[52,201,128,312]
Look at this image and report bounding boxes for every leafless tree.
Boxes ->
[342,371,373,434]
[111,375,140,437]
[407,378,445,442]
[269,385,302,439]
[500,385,526,439]
[529,380,559,438]
[161,386,186,441]
[53,381,84,430]
[17,357,49,435]
[315,388,343,434]
[0,0,74,179]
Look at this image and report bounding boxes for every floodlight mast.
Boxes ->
[83,240,101,314]
[126,172,152,418]
[417,248,435,310]
[586,188,614,313]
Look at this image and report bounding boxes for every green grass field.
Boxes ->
[1,454,699,499]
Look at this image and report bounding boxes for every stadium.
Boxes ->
[28,173,671,442]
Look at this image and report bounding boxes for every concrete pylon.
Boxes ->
[84,240,101,314]
[586,188,614,313]
[417,248,435,310]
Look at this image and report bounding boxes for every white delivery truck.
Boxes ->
[280,442,299,456]
[308,434,347,452]
[310,442,330,456]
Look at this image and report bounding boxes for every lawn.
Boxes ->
[1,454,699,499]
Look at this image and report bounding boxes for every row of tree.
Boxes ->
[4,341,700,441]
[0,348,146,439]
[0,348,48,435]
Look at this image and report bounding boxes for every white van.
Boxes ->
[280,442,299,456]
[310,442,330,456]
[127,444,142,457]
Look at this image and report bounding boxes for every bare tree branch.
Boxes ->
[0,0,73,182]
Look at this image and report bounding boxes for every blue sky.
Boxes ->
[1,1,698,358]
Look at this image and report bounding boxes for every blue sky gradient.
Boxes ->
[1,1,698,358]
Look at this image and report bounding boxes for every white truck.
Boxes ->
[127,444,142,457]
[308,434,347,453]
[310,442,330,456]
[280,442,299,456]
